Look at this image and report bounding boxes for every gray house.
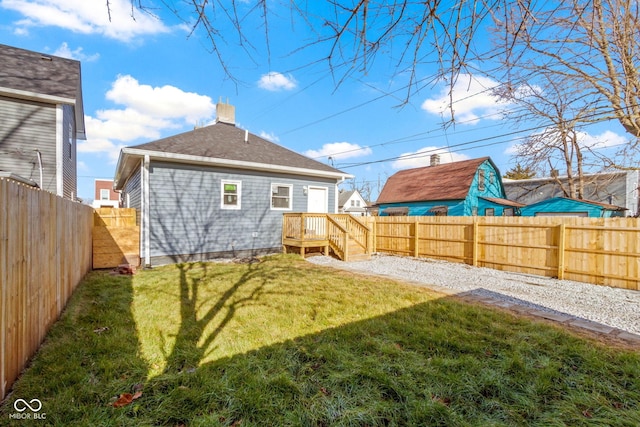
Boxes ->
[114,102,352,266]
[0,44,85,199]
[504,170,639,217]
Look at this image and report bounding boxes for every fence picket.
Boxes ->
[0,179,92,401]
[372,216,639,290]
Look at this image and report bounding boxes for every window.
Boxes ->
[489,171,495,185]
[484,208,495,216]
[221,180,241,209]
[503,208,514,216]
[351,200,356,207]
[100,189,110,200]
[478,169,485,191]
[271,184,292,210]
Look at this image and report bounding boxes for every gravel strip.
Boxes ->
[306,254,640,335]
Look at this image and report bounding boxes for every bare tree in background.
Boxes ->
[494,0,640,141]
[500,73,603,198]
[116,1,640,145]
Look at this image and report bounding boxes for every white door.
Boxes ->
[307,186,328,213]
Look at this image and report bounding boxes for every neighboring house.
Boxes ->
[504,170,639,217]
[520,197,627,217]
[338,190,368,216]
[376,156,523,216]
[0,44,85,200]
[92,179,120,208]
[114,102,352,266]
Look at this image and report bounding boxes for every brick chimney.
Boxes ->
[216,99,235,125]
[430,154,440,167]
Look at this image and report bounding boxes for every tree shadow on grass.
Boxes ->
[161,258,285,375]
[142,292,640,426]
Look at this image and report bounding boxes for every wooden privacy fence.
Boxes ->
[0,178,93,400]
[366,216,640,291]
[93,208,139,269]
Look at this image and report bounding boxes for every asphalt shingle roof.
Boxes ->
[376,157,491,204]
[0,44,81,101]
[130,122,344,174]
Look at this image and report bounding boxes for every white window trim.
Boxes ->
[100,189,110,200]
[221,180,242,210]
[270,183,293,211]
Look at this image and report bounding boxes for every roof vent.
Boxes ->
[430,154,440,167]
[216,98,235,125]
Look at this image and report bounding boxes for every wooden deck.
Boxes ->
[282,213,372,261]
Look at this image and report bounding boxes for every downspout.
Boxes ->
[143,155,151,267]
[34,149,43,189]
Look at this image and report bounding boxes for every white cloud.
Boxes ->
[1,0,171,41]
[77,138,124,163]
[13,26,28,35]
[422,74,513,125]
[106,75,216,123]
[391,147,470,170]
[505,129,629,157]
[578,130,628,149]
[304,142,373,161]
[258,72,297,91]
[82,75,216,163]
[259,131,279,142]
[52,42,99,62]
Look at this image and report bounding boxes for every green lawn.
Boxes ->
[1,254,638,426]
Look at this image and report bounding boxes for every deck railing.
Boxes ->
[283,213,372,261]
[283,213,328,240]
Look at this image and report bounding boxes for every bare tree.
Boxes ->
[117,1,640,146]
[500,74,600,199]
[494,0,640,140]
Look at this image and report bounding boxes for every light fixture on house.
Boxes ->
[303,186,308,195]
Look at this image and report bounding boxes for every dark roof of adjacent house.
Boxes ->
[0,44,85,138]
[115,122,350,188]
[376,157,492,204]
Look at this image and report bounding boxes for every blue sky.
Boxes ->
[0,0,631,202]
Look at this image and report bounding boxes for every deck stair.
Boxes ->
[282,213,372,262]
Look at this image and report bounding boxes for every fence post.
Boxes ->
[413,216,419,258]
[472,217,479,267]
[557,223,566,280]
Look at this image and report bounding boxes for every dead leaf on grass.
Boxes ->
[112,391,142,408]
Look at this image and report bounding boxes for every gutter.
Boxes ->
[114,148,353,190]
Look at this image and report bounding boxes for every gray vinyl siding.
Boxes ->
[122,164,142,223]
[147,161,337,263]
[0,96,57,193]
[61,104,77,199]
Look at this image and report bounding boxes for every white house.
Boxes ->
[338,190,368,216]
